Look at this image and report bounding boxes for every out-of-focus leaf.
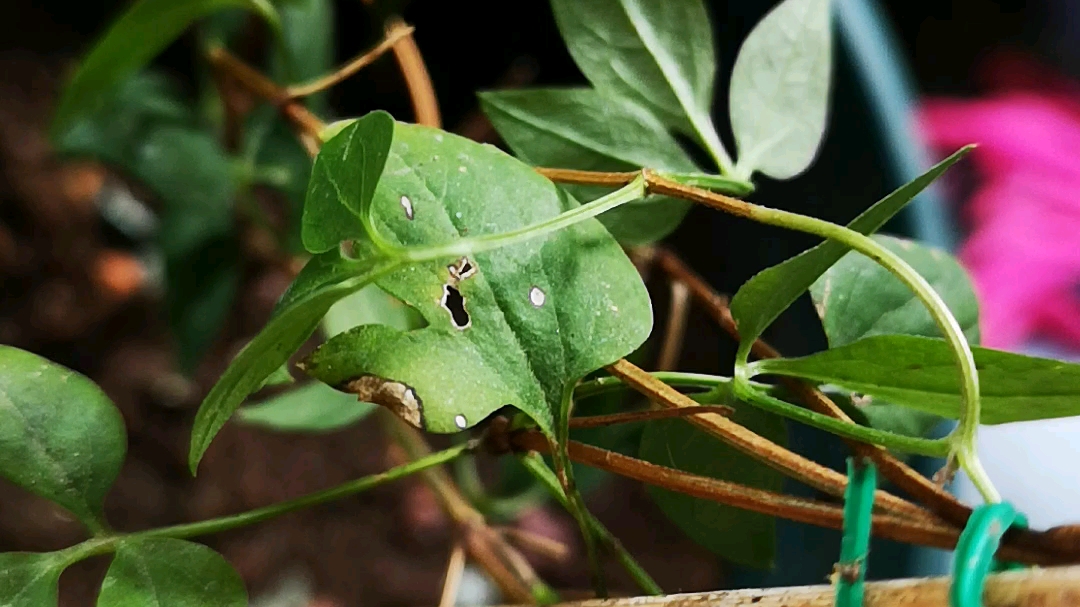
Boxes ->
[0,346,126,532]
[52,0,279,135]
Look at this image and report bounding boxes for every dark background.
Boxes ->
[0,0,1066,604]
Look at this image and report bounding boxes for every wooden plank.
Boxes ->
[521,565,1080,607]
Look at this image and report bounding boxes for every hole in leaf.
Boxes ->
[399,195,414,220]
[441,284,470,329]
[528,286,546,307]
[448,257,476,282]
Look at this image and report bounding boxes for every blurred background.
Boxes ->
[2,0,1080,604]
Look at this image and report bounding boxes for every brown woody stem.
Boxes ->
[387,17,441,127]
[606,358,934,522]
[206,45,325,156]
[568,405,735,430]
[652,246,974,526]
[509,430,1062,565]
[287,25,415,98]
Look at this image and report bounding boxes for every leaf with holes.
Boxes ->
[809,234,979,438]
[301,122,653,435]
[479,87,704,244]
[0,346,126,532]
[638,396,786,569]
[753,335,1080,424]
[51,0,279,135]
[301,110,395,253]
[96,538,246,607]
[729,147,971,357]
[549,0,725,167]
[730,0,833,179]
[0,552,67,607]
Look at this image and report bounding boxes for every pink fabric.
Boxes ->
[918,51,1080,350]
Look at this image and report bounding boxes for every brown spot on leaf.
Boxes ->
[341,375,423,428]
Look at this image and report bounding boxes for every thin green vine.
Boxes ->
[731,205,998,502]
[62,442,473,564]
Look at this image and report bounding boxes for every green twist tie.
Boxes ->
[950,501,1028,607]
[835,457,876,607]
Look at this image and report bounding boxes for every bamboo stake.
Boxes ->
[507,565,1080,607]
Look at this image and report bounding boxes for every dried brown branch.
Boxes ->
[509,429,1061,565]
[438,542,467,607]
[606,358,935,522]
[287,25,415,98]
[206,45,326,148]
[651,246,973,526]
[656,281,690,372]
[568,405,735,430]
[387,17,441,127]
[380,412,544,603]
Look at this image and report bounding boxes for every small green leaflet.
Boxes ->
[730,0,833,179]
[96,538,246,607]
[811,234,980,346]
[0,346,126,532]
[302,111,395,253]
[0,552,67,607]
[51,0,280,135]
[548,0,727,169]
[809,234,980,438]
[301,122,653,435]
[479,87,699,245]
[729,147,971,361]
[639,400,786,569]
[753,335,1080,424]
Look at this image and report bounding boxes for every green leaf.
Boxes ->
[811,234,980,346]
[131,126,239,368]
[753,335,1080,424]
[243,108,312,254]
[548,0,723,162]
[0,552,67,607]
[134,126,237,257]
[729,147,971,354]
[809,234,979,438]
[479,87,698,244]
[167,237,241,372]
[0,346,126,532]
[260,363,295,389]
[823,388,944,439]
[51,0,279,135]
[301,111,395,253]
[323,283,424,337]
[729,0,833,180]
[638,396,786,569]
[53,71,188,165]
[238,382,375,432]
[301,122,653,435]
[189,248,398,473]
[479,88,699,173]
[272,0,334,114]
[97,538,246,607]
